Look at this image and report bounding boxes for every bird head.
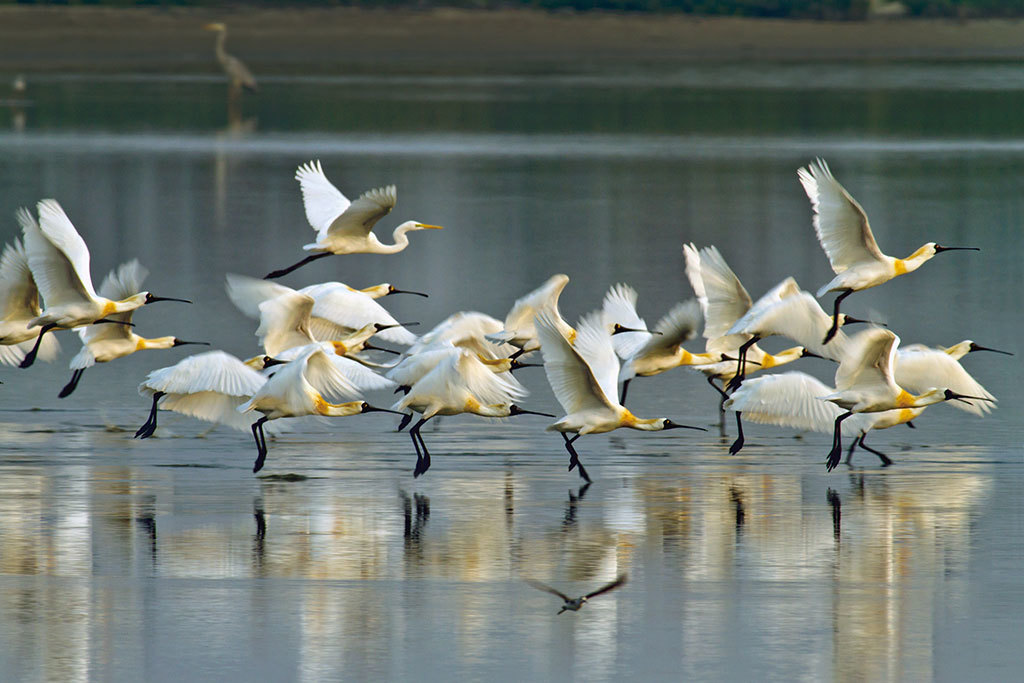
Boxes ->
[144,292,192,305]
[203,22,226,32]
[400,221,444,233]
[386,284,429,298]
[659,419,707,432]
[507,404,555,418]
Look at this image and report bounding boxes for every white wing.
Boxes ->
[386,343,460,387]
[78,260,150,342]
[409,311,510,358]
[895,347,995,416]
[835,328,899,394]
[325,353,396,393]
[25,200,96,306]
[0,232,40,320]
[689,244,753,354]
[301,344,366,402]
[647,299,703,353]
[225,273,294,319]
[300,282,417,346]
[729,289,849,361]
[256,291,315,356]
[536,310,617,415]
[601,283,649,360]
[797,158,885,275]
[398,348,525,412]
[321,185,397,244]
[139,350,267,398]
[296,160,351,234]
[493,273,571,342]
[723,371,870,436]
[160,392,259,431]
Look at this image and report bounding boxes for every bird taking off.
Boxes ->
[798,158,978,344]
[525,574,628,614]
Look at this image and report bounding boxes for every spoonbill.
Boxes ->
[722,371,924,464]
[724,277,874,390]
[238,342,401,473]
[797,159,979,344]
[821,328,993,471]
[929,339,1013,361]
[391,347,551,477]
[0,229,60,366]
[135,350,283,439]
[18,199,191,368]
[58,260,209,397]
[203,23,257,92]
[525,574,628,614]
[600,283,720,405]
[227,274,419,348]
[264,160,442,279]
[535,310,705,484]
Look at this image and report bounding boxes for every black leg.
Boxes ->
[857,433,893,467]
[508,347,526,362]
[19,322,57,369]
[844,435,861,465]
[825,411,854,471]
[135,392,165,439]
[264,252,332,280]
[252,417,270,473]
[728,412,745,454]
[57,368,85,399]
[409,420,423,473]
[823,289,853,344]
[562,433,592,484]
[726,336,759,392]
[619,378,632,407]
[410,418,432,477]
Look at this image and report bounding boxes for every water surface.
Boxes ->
[0,62,1021,681]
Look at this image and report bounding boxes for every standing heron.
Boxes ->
[204,23,257,93]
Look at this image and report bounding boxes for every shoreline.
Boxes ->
[3,7,1024,74]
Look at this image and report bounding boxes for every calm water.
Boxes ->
[0,62,1022,681]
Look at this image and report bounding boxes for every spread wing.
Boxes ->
[895,347,995,416]
[324,186,397,242]
[798,158,884,273]
[295,160,351,234]
[536,310,618,415]
[585,574,628,600]
[601,283,649,360]
[25,200,96,306]
[525,579,570,602]
[835,328,899,394]
[0,233,40,320]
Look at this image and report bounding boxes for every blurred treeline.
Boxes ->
[2,0,1023,19]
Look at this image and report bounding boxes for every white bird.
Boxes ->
[821,328,993,471]
[682,243,815,424]
[247,289,405,367]
[391,347,551,477]
[0,228,60,366]
[226,273,421,346]
[59,260,209,397]
[238,342,402,473]
[525,574,628,614]
[535,310,705,483]
[264,160,443,278]
[135,350,280,439]
[486,274,575,357]
[722,371,924,464]
[386,341,537,395]
[18,199,191,368]
[600,283,720,405]
[894,343,999,417]
[406,311,515,360]
[724,277,878,389]
[203,22,257,92]
[798,158,978,344]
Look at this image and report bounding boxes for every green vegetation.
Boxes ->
[4,0,1024,18]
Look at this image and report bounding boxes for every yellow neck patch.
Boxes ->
[893,258,908,276]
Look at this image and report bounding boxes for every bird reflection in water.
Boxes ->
[729,486,745,537]
[253,500,267,572]
[562,482,591,531]
[827,488,841,541]
[401,490,430,558]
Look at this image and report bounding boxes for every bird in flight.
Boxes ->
[525,574,628,614]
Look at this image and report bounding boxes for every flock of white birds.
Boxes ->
[2,157,1009,479]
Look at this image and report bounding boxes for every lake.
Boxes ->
[0,57,1021,681]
